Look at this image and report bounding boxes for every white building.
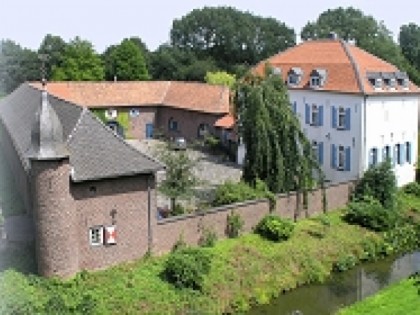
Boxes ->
[247,38,420,187]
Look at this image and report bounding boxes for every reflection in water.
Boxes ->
[247,252,420,315]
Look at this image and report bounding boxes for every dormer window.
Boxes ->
[287,67,303,86]
[310,69,327,88]
[382,73,397,90]
[367,72,382,90]
[395,72,409,89]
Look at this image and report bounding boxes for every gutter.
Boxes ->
[147,174,153,254]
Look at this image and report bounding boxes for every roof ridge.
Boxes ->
[339,39,366,94]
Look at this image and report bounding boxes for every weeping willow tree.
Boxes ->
[235,69,324,220]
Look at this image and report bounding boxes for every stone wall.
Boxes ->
[154,181,354,253]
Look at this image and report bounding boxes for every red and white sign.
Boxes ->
[104,225,117,245]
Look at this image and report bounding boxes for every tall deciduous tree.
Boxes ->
[103,38,149,81]
[170,6,295,71]
[399,23,420,71]
[51,37,104,81]
[37,34,67,80]
[235,69,322,218]
[0,40,39,94]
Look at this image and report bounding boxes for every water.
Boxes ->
[247,251,420,315]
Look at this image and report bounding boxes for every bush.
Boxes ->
[199,228,218,247]
[255,215,295,242]
[402,182,420,197]
[226,211,244,238]
[353,160,397,210]
[345,196,400,231]
[333,254,357,272]
[163,248,212,291]
[213,180,273,207]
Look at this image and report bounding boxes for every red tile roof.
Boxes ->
[254,39,419,95]
[214,114,235,129]
[30,81,230,114]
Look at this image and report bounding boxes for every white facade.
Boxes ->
[237,90,418,187]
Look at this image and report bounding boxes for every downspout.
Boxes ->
[147,174,152,254]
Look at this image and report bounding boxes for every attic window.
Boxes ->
[382,72,397,90]
[395,72,409,89]
[287,67,303,86]
[310,69,327,88]
[367,72,382,90]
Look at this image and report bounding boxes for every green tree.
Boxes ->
[205,71,236,88]
[399,23,420,71]
[235,69,322,218]
[103,38,149,81]
[301,7,407,70]
[170,6,295,71]
[158,148,199,212]
[37,34,67,80]
[51,37,104,81]
[0,40,39,94]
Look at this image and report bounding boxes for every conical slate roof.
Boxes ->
[28,86,69,160]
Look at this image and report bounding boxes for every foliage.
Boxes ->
[212,180,273,207]
[51,37,105,81]
[199,227,218,247]
[102,38,149,81]
[337,278,420,315]
[170,6,295,72]
[158,148,199,211]
[353,160,397,210]
[399,23,420,73]
[333,253,357,272]
[204,71,236,88]
[171,203,186,216]
[172,233,187,252]
[37,34,67,81]
[235,71,322,207]
[345,196,400,232]
[0,39,40,94]
[226,211,244,238]
[403,182,420,197]
[163,248,212,290]
[255,215,295,242]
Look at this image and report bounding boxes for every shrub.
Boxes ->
[199,228,218,247]
[255,215,295,242]
[172,233,187,252]
[226,211,244,238]
[171,203,186,216]
[333,254,357,272]
[353,160,397,210]
[402,182,420,197]
[213,179,273,207]
[345,196,400,231]
[163,248,212,290]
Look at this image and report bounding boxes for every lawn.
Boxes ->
[337,277,420,315]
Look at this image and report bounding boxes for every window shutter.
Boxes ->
[318,142,324,165]
[332,106,337,128]
[400,143,405,164]
[104,226,116,245]
[407,142,412,164]
[345,147,351,171]
[305,104,310,124]
[293,101,297,114]
[345,108,351,130]
[393,145,398,166]
[318,105,324,126]
[331,144,337,169]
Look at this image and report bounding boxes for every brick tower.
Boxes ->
[28,81,79,277]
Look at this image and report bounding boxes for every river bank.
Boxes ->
[1,196,419,314]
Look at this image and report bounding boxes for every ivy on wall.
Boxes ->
[92,109,132,139]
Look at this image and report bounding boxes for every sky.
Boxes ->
[1,0,419,53]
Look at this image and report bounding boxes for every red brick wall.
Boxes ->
[154,181,354,254]
[156,107,224,141]
[71,174,156,272]
[126,107,157,140]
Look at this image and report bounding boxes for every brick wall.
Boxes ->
[127,107,157,140]
[154,181,353,253]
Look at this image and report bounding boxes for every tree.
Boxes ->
[51,37,104,81]
[170,6,295,71]
[103,39,149,81]
[0,40,39,94]
[37,34,67,80]
[301,7,407,70]
[399,23,420,71]
[235,68,322,219]
[158,148,199,212]
[204,71,236,88]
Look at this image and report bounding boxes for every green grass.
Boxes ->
[337,278,420,315]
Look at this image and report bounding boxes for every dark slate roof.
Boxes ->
[0,83,162,181]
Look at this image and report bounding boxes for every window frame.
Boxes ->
[311,104,319,126]
[129,108,140,118]
[89,226,104,246]
[396,143,402,165]
[312,140,318,162]
[288,74,299,86]
[337,107,346,129]
[337,145,345,170]
[405,141,411,164]
[168,117,178,132]
[310,75,321,88]
[105,108,118,120]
